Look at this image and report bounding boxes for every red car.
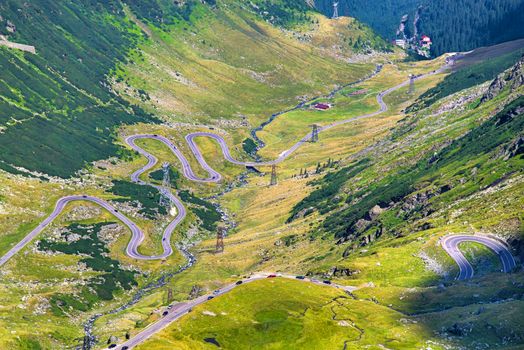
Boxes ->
[267,274,277,278]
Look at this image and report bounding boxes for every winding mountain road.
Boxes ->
[0,58,478,349]
[441,235,516,280]
[249,64,384,150]
[0,61,450,267]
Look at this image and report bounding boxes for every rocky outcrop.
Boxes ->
[189,285,202,299]
[6,20,16,33]
[482,55,524,102]
[444,322,473,337]
[501,134,524,160]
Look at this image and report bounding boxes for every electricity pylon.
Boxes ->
[270,164,278,186]
[158,162,172,209]
[310,124,320,143]
[215,225,225,253]
[332,1,339,19]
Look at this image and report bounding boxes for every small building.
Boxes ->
[314,103,331,111]
[394,39,407,49]
[420,35,432,49]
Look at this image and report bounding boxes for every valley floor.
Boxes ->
[0,4,522,349]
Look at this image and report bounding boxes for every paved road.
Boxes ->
[184,63,451,168]
[250,64,384,149]
[105,272,357,350]
[0,61,450,267]
[0,194,180,265]
[441,235,516,280]
[126,134,222,183]
[0,58,465,349]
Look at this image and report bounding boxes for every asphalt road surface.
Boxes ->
[441,234,516,280]
[105,273,357,350]
[0,61,451,266]
[1,56,500,349]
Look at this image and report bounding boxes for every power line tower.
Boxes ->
[270,164,278,186]
[332,1,339,19]
[167,288,173,303]
[310,124,320,143]
[158,162,172,209]
[409,74,415,94]
[215,226,225,253]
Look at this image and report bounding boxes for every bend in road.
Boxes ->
[441,234,516,280]
[0,62,450,266]
[0,59,457,349]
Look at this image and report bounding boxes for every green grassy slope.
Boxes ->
[0,0,387,177]
[290,54,524,242]
[136,278,436,350]
[315,0,524,56]
[0,1,159,177]
[280,55,524,349]
[0,2,398,349]
[407,46,524,112]
[132,56,524,350]
[3,1,523,350]
[114,1,382,128]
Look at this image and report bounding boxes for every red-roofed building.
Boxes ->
[420,35,432,48]
[314,103,331,110]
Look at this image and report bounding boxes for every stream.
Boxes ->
[80,64,383,349]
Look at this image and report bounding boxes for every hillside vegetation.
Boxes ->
[0,0,387,177]
[0,1,401,349]
[114,1,385,128]
[0,1,157,177]
[315,0,524,56]
[0,1,523,350]
[291,52,524,246]
[130,52,524,350]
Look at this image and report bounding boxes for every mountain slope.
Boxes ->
[1,1,522,350]
[314,0,420,40]
[114,1,388,127]
[0,0,386,177]
[0,2,399,349]
[314,0,524,56]
[113,55,524,350]
[290,52,524,246]
[0,1,157,177]
[128,53,524,350]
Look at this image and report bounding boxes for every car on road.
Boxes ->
[323,280,332,285]
[122,347,129,350]
[295,275,305,280]
[82,195,87,198]
[213,289,221,295]
[267,274,277,278]
[162,311,168,316]
[235,280,243,285]
[108,345,116,349]
[207,296,214,300]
